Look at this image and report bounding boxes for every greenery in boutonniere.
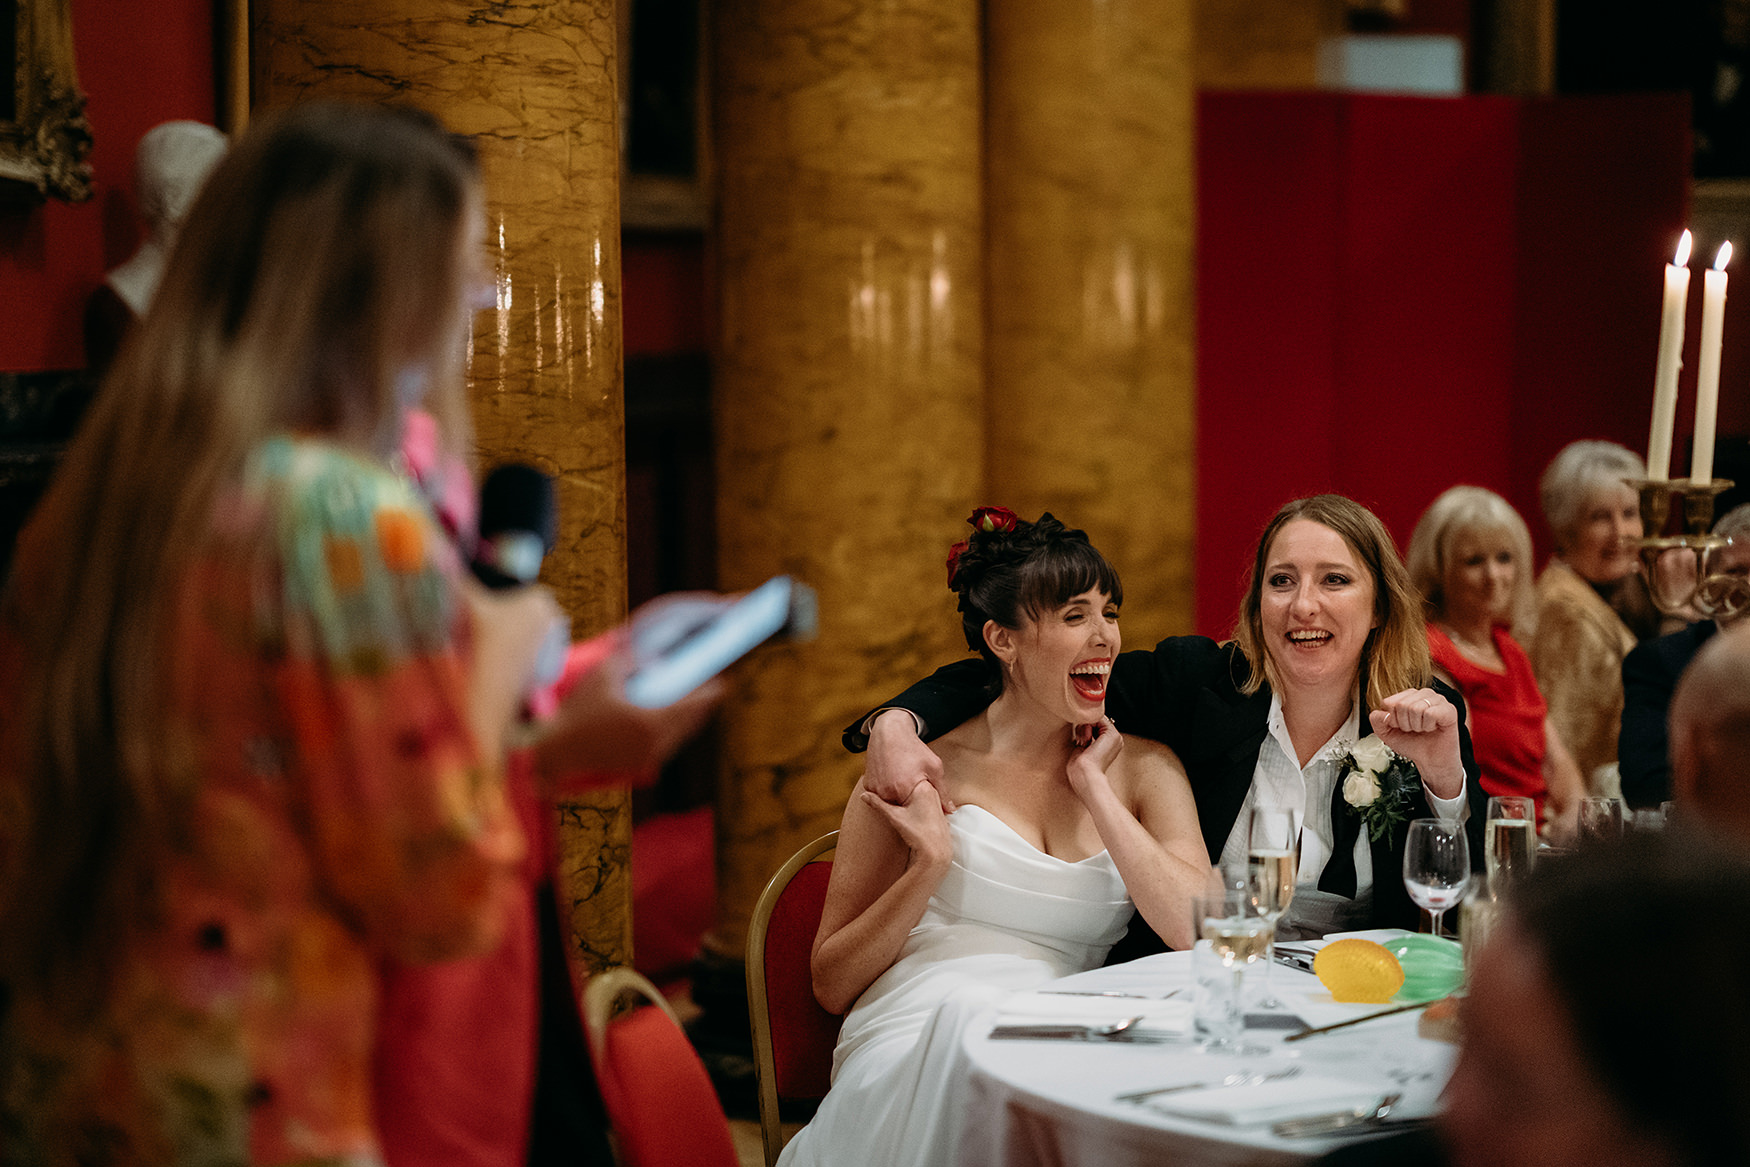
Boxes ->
[1337,734,1421,843]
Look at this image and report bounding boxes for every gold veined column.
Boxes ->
[985,0,1197,648]
[253,0,633,976]
[1196,0,1338,89]
[709,0,983,959]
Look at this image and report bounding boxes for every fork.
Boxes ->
[1116,1064,1301,1103]
[1271,1092,1407,1137]
[989,1016,1142,1041]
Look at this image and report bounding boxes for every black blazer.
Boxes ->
[844,635,1488,957]
[1619,619,1715,809]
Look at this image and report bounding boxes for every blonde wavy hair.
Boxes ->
[1406,485,1538,639]
[0,101,481,1020]
[1233,494,1432,705]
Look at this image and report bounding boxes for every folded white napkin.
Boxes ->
[994,991,1194,1037]
[1141,1073,1384,1126]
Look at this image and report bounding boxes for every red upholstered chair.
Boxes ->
[745,830,841,1167]
[581,966,740,1167]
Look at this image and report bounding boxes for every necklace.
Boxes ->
[1438,622,1502,667]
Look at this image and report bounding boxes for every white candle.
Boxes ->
[1649,229,1694,481]
[1692,241,1732,485]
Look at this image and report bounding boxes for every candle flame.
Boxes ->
[1676,229,1694,267]
[1717,241,1733,272]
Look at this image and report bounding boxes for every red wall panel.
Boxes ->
[1196,92,1690,637]
[0,0,215,372]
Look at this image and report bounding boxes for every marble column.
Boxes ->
[985,0,1198,649]
[708,0,984,959]
[252,0,633,977]
[1195,0,1337,90]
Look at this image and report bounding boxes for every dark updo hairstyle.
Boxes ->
[947,508,1123,684]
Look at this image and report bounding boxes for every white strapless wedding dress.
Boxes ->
[775,804,1133,1167]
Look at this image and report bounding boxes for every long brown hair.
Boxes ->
[0,102,481,1018]
[1233,494,1431,705]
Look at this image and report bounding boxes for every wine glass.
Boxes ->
[1245,807,1299,1008]
[1402,818,1470,939]
[1191,886,1271,1050]
[1579,796,1624,844]
[1483,795,1535,893]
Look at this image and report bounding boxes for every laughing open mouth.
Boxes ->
[1286,630,1332,645]
[1070,661,1110,699]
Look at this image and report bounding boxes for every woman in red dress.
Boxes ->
[1407,486,1583,838]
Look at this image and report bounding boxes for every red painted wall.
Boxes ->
[0,0,215,372]
[1196,91,1691,638]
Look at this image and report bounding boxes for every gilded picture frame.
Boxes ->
[0,0,92,201]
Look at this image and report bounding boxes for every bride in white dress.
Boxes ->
[777,510,1212,1167]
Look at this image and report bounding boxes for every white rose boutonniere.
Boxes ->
[1337,734,1420,842]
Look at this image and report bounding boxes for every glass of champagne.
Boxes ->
[1402,818,1470,939]
[1483,795,1535,893]
[1246,807,1299,1008]
[1191,886,1271,1050]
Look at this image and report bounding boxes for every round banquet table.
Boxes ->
[955,946,1457,1167]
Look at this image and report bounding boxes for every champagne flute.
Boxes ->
[1483,795,1535,893]
[1246,807,1299,1008]
[1402,818,1470,939]
[1191,886,1271,1050]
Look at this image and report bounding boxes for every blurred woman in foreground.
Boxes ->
[1408,486,1583,838]
[0,102,712,1165]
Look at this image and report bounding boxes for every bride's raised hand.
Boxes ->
[859,780,953,871]
[1066,716,1123,802]
[1368,687,1464,800]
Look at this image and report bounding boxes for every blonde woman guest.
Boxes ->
[1529,441,1667,797]
[1408,486,1584,839]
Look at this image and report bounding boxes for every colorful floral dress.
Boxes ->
[2,436,525,1165]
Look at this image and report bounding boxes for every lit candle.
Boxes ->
[1648,229,1694,481]
[1692,241,1732,486]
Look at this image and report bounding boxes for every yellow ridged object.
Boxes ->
[1313,939,1406,1004]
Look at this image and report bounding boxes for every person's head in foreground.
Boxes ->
[1668,619,1750,839]
[1538,440,1645,586]
[948,506,1123,726]
[1407,485,1538,637]
[1443,830,1750,1167]
[2,100,485,1017]
[1233,494,1430,703]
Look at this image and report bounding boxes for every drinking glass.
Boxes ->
[1483,795,1535,892]
[1631,808,1665,833]
[1245,807,1300,1008]
[1579,797,1624,844]
[1402,818,1470,939]
[1192,887,1271,1050]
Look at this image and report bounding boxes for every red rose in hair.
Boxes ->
[968,506,1019,534]
[946,538,970,587]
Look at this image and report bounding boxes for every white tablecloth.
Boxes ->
[956,946,1457,1167]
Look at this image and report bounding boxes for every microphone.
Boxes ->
[471,463,568,692]
[471,463,557,590]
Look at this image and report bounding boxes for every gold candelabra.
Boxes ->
[1629,476,1750,619]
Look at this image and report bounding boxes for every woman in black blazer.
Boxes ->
[847,494,1487,955]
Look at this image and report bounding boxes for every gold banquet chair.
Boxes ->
[745,830,842,1167]
[582,965,740,1167]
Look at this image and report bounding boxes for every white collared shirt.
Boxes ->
[1217,691,1468,898]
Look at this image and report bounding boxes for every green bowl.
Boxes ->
[1383,933,1463,1001]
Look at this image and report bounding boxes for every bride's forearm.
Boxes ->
[1077,781,1207,951]
[811,851,949,1015]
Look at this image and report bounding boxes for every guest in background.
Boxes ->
[1667,621,1750,840]
[83,120,228,379]
[849,494,1487,944]
[1407,486,1583,839]
[1442,830,1750,1167]
[1529,440,1660,798]
[1619,502,1750,809]
[0,101,716,1167]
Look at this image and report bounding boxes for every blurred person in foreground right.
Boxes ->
[1667,619,1750,840]
[1443,829,1750,1167]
